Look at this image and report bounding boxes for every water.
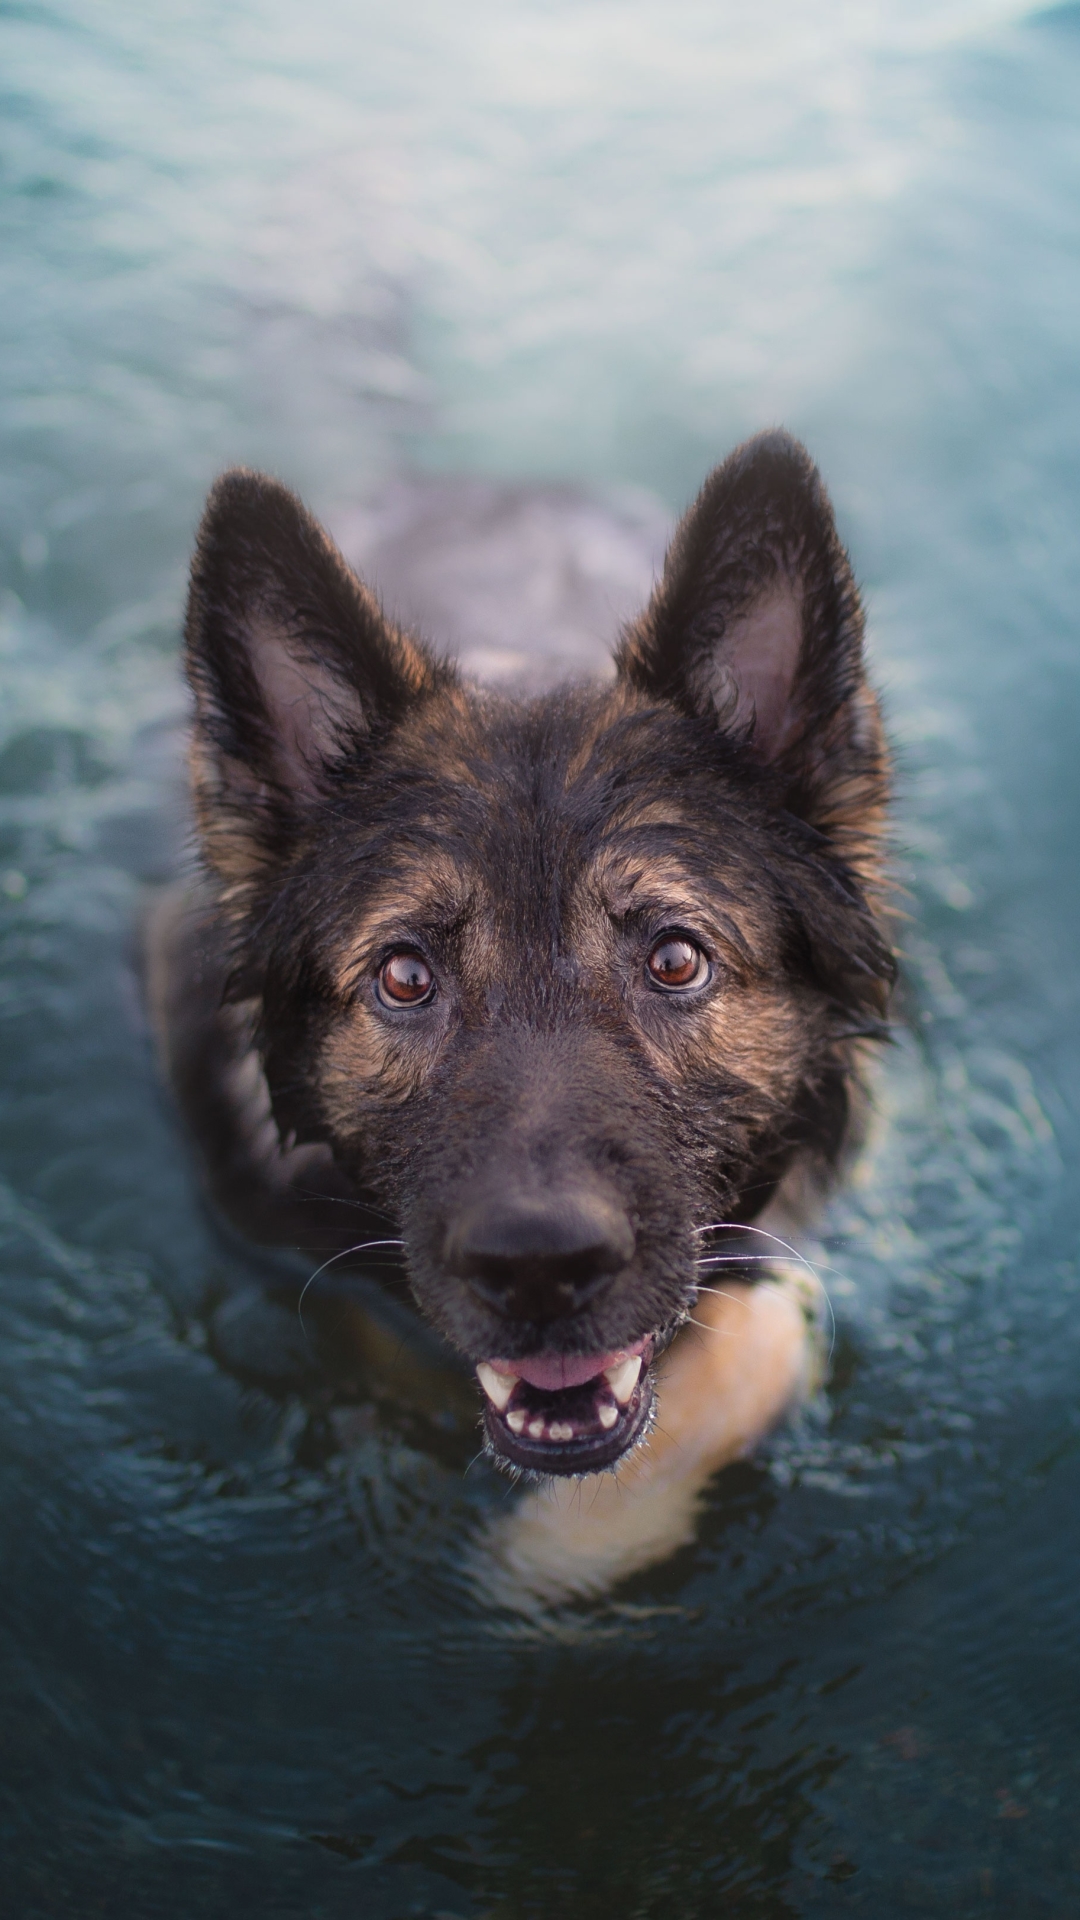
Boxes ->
[2,1,1079,1911]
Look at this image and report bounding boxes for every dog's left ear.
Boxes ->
[185,469,447,894]
[616,432,887,865]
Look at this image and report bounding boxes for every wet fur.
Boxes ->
[150,430,894,1492]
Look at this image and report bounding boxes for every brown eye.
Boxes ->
[376,951,435,1007]
[646,936,708,992]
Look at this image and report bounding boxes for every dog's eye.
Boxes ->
[646,936,709,992]
[376,951,436,1008]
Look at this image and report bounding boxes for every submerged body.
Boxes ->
[151,431,894,1592]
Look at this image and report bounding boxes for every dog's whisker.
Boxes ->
[296,1190,401,1219]
[694,1220,848,1287]
[693,1252,792,1266]
[822,1282,837,1363]
[694,1221,809,1254]
[693,1230,839,1364]
[297,1239,408,1338]
[695,1218,841,1268]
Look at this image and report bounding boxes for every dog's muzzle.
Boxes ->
[442,1188,657,1472]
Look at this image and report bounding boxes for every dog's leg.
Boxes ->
[474,1264,825,1610]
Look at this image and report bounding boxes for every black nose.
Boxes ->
[444,1191,635,1322]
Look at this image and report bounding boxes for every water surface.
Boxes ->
[2,2,1079,1913]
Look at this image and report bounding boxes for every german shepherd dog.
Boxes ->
[148,431,893,1596]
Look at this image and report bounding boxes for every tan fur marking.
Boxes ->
[563,839,816,1106]
[319,1013,428,1126]
[322,860,503,1133]
[385,683,491,793]
[329,854,478,999]
[557,680,638,787]
[572,843,772,972]
[188,736,275,900]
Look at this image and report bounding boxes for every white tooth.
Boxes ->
[598,1401,618,1429]
[549,1421,574,1442]
[506,1408,526,1434]
[602,1355,642,1405]
[528,1417,547,1439]
[476,1362,518,1411]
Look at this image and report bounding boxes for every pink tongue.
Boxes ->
[491,1344,641,1393]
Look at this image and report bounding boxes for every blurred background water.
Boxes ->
[2,1,1079,1913]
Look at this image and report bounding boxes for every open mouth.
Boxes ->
[475,1338,655,1474]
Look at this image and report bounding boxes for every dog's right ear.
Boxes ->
[185,469,444,891]
[615,432,887,876]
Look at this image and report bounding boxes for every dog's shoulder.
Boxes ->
[142,878,363,1255]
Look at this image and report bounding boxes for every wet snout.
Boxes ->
[444,1190,636,1323]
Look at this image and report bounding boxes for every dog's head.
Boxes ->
[184,433,893,1475]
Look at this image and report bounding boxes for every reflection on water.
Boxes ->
[2,0,1079,1912]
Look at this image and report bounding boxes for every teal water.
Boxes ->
[2,2,1079,1912]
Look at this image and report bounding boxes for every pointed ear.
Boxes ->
[185,470,446,890]
[616,432,888,863]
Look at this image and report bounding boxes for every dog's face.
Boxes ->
[184,435,892,1475]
